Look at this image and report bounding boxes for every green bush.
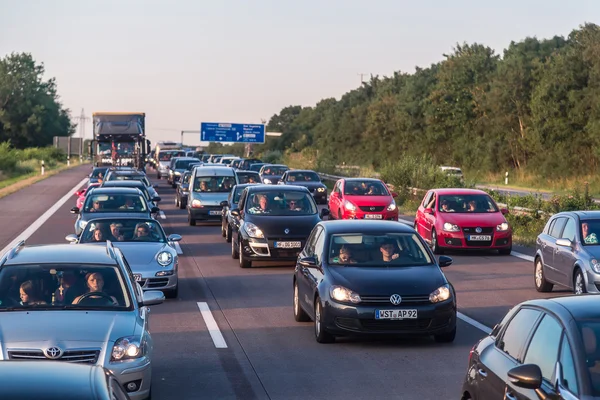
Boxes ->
[260,150,283,164]
[0,141,65,179]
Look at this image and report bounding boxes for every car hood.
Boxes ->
[189,191,229,206]
[439,212,506,227]
[247,215,320,238]
[80,211,152,222]
[88,242,175,270]
[328,265,445,295]
[0,311,136,343]
[343,195,393,207]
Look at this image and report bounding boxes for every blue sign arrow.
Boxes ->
[200,122,265,143]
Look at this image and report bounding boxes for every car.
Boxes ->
[440,166,465,184]
[461,295,600,400]
[71,187,159,235]
[238,158,262,171]
[103,170,158,199]
[278,170,328,204]
[328,178,399,221]
[167,157,201,187]
[0,240,165,399]
[259,164,289,185]
[155,149,186,180]
[175,171,192,209]
[66,217,181,299]
[230,185,330,268]
[293,220,456,344]
[221,183,256,242]
[186,162,203,171]
[101,180,161,208]
[75,183,101,209]
[534,211,600,294]
[186,166,236,226]
[235,170,261,184]
[88,167,108,185]
[248,163,266,173]
[0,361,132,399]
[414,188,512,255]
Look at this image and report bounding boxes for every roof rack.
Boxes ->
[106,240,117,260]
[0,240,26,267]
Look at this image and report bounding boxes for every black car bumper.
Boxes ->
[189,206,223,221]
[240,236,306,262]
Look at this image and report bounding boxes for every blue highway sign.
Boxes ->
[200,122,265,143]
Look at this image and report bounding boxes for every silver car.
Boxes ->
[534,210,600,294]
[66,217,181,298]
[186,166,236,226]
[0,240,164,400]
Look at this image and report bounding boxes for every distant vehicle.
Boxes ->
[440,166,465,183]
[248,163,266,173]
[186,166,236,226]
[278,170,328,204]
[221,183,257,242]
[259,164,289,185]
[235,170,261,184]
[328,178,399,221]
[167,157,201,187]
[175,171,192,209]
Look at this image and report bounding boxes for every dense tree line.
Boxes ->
[256,23,600,178]
[0,52,74,148]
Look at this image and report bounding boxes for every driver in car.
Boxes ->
[72,272,118,305]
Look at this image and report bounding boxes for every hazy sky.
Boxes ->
[1,0,598,146]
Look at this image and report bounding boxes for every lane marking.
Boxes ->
[458,312,492,334]
[174,242,183,255]
[511,251,534,262]
[0,177,89,256]
[197,302,228,348]
[159,211,166,219]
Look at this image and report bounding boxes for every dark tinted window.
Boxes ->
[523,314,563,380]
[560,337,579,395]
[550,217,567,238]
[237,172,260,184]
[175,159,200,169]
[499,308,542,360]
[437,194,499,213]
[287,172,320,182]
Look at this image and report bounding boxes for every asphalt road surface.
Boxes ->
[0,165,575,400]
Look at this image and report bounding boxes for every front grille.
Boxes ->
[360,319,432,331]
[360,295,430,305]
[145,277,169,288]
[358,206,385,212]
[8,349,100,364]
[463,227,494,247]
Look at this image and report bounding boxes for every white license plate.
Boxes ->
[376,309,418,319]
[133,274,142,282]
[209,210,222,216]
[469,235,491,241]
[365,214,383,219]
[274,241,302,248]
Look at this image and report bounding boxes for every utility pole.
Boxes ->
[73,108,90,157]
[358,73,370,84]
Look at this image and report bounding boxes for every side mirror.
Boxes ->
[230,210,240,217]
[65,234,78,243]
[141,290,165,306]
[501,208,509,215]
[299,256,317,268]
[392,192,399,198]
[507,364,543,390]
[320,209,330,218]
[70,207,80,214]
[438,255,453,267]
[220,200,229,207]
[151,206,160,213]
[556,238,573,248]
[424,207,434,215]
[152,196,162,203]
[168,234,182,242]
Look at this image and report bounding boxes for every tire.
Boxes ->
[574,268,587,294]
[239,239,251,268]
[157,173,161,180]
[164,285,179,299]
[314,297,335,343]
[221,222,226,237]
[432,229,444,254]
[434,326,456,343]
[226,225,232,243]
[179,199,185,210]
[534,257,553,292]
[231,236,239,259]
[188,213,196,226]
[293,281,310,322]
[175,196,180,208]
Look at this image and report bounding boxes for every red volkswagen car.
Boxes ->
[414,188,512,255]
[328,178,398,221]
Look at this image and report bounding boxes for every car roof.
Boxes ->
[107,170,145,176]
[569,211,600,219]
[431,188,489,196]
[102,180,144,186]
[174,157,200,162]
[342,178,383,183]
[193,166,235,174]
[236,170,259,174]
[262,164,288,168]
[523,295,600,321]
[89,187,142,194]
[2,243,118,266]
[318,220,415,235]
[287,169,318,174]
[245,184,309,193]
[233,183,255,190]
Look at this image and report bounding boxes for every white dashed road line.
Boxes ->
[511,251,534,262]
[159,211,166,219]
[457,312,492,334]
[197,302,228,348]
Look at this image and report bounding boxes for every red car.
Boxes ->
[74,183,101,209]
[328,178,399,221]
[414,188,512,254]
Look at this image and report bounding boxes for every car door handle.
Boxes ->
[478,369,487,378]
[505,391,517,400]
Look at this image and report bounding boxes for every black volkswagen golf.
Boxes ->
[293,220,456,343]
[230,185,329,268]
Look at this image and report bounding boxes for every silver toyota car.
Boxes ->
[66,217,182,298]
[0,240,164,400]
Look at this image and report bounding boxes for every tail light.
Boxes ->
[468,343,477,365]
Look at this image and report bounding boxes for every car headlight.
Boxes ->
[591,259,600,274]
[79,220,88,229]
[244,222,264,238]
[429,284,451,303]
[496,222,509,231]
[156,270,174,276]
[191,199,203,208]
[317,187,325,192]
[344,200,356,211]
[330,285,361,304]
[443,222,460,232]
[157,251,173,266]
[387,201,397,211]
[111,336,144,361]
[174,171,181,176]
[263,178,272,184]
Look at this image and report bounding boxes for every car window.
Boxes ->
[437,194,498,213]
[422,191,433,207]
[193,176,235,192]
[246,191,317,215]
[84,194,148,213]
[79,219,167,243]
[343,181,388,196]
[236,172,260,184]
[581,220,600,246]
[550,217,567,238]
[287,172,320,182]
[546,218,557,235]
[499,308,542,360]
[559,337,579,395]
[577,321,600,395]
[314,230,326,263]
[523,314,563,381]
[562,218,577,242]
[305,227,323,256]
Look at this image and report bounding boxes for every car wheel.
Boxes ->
[534,258,553,292]
[221,222,226,238]
[179,199,186,210]
[231,235,239,259]
[434,326,456,343]
[188,213,196,226]
[574,268,587,294]
[239,240,251,268]
[164,285,178,299]
[314,297,334,343]
[432,229,444,254]
[293,281,310,322]
[175,196,180,207]
[226,225,232,243]
[157,173,161,179]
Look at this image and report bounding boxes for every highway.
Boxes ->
[0,164,573,400]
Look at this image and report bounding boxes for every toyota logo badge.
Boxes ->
[44,346,63,360]
[390,294,402,305]
[284,228,290,234]
[475,227,482,233]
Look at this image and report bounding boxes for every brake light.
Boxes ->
[468,343,477,364]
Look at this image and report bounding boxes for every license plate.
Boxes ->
[209,210,222,216]
[133,274,142,282]
[469,235,491,241]
[376,309,418,319]
[274,241,302,248]
[365,214,383,219]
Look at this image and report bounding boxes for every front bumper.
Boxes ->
[437,228,512,249]
[188,206,223,221]
[241,236,306,262]
[134,271,178,291]
[342,209,399,221]
[108,357,152,399]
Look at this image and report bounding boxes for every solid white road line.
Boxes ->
[0,177,89,256]
[457,312,492,334]
[159,211,166,219]
[511,251,534,262]
[174,242,183,255]
[197,302,228,348]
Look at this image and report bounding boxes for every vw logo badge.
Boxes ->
[390,294,402,305]
[284,228,290,234]
[44,346,63,360]
[475,227,482,233]
[370,207,375,211]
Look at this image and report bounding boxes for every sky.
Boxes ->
[1,0,599,146]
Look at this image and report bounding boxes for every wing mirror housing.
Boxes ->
[70,207,80,214]
[230,210,240,217]
[168,234,182,242]
[152,196,162,203]
[298,256,317,268]
[392,192,399,198]
[141,290,165,306]
[320,208,330,218]
[507,364,543,391]
[220,200,229,207]
[65,234,78,243]
[556,238,573,248]
[438,255,453,267]
[151,206,160,214]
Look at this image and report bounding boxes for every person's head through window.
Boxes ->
[110,223,124,241]
[135,224,150,239]
[20,280,45,305]
[90,199,102,212]
[467,200,477,212]
[582,222,598,244]
[288,199,301,210]
[258,195,268,210]
[200,181,209,192]
[441,200,453,212]
[73,272,117,305]
[121,197,135,209]
[223,179,232,190]
[92,228,104,242]
[336,246,357,264]
[248,175,256,183]
[380,239,400,262]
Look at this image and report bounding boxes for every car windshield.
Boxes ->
[438,194,499,213]
[344,181,388,196]
[262,166,288,176]
[249,164,265,172]
[237,172,260,184]
[91,168,108,178]
[79,219,166,243]
[577,321,600,395]
[187,163,201,171]
[246,191,317,215]
[158,151,184,161]
[328,233,433,266]
[0,264,132,310]
[84,194,148,213]
[287,172,320,182]
[175,159,199,169]
[581,220,600,245]
[193,176,235,192]
[103,184,149,201]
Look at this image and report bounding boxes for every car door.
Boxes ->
[543,217,567,283]
[297,226,323,313]
[415,191,433,237]
[222,189,233,231]
[329,180,343,218]
[554,217,578,287]
[477,307,543,399]
[231,190,247,244]
[305,228,326,319]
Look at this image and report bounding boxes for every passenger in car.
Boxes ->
[19,280,46,306]
[119,197,136,210]
[53,271,77,304]
[379,240,400,262]
[440,200,455,212]
[287,200,302,211]
[133,223,153,241]
[72,272,118,305]
[582,222,598,244]
[108,223,125,241]
[466,200,477,212]
[91,228,105,242]
[89,200,103,212]
[332,246,358,264]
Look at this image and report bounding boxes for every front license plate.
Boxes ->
[365,214,383,219]
[376,309,417,320]
[209,210,222,216]
[133,274,142,282]
[469,235,491,241]
[274,241,302,248]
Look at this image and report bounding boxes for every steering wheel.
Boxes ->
[74,291,115,305]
